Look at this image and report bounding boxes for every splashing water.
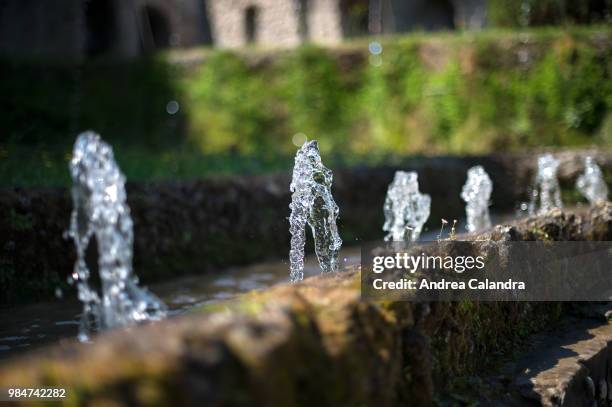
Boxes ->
[289,140,342,282]
[528,154,563,215]
[576,157,608,205]
[383,171,431,242]
[461,166,493,232]
[68,131,166,341]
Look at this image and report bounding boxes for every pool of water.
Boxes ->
[0,246,362,361]
[0,213,520,361]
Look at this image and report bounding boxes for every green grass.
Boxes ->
[0,142,432,188]
[0,145,295,188]
[0,143,423,188]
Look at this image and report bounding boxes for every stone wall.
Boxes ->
[379,0,486,34]
[205,0,485,49]
[214,0,300,47]
[0,0,210,59]
[140,0,212,49]
[0,0,83,58]
[0,0,487,56]
[452,0,487,29]
[0,150,609,305]
[0,204,610,406]
[306,0,343,45]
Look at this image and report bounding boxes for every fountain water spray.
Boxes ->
[528,154,563,216]
[68,131,166,341]
[461,166,492,232]
[576,156,608,205]
[289,140,342,283]
[383,171,431,242]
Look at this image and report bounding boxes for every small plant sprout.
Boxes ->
[405,226,414,239]
[449,219,458,240]
[437,219,448,242]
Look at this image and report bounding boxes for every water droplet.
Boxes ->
[292,133,307,147]
[166,100,180,115]
[368,41,383,55]
[369,54,383,67]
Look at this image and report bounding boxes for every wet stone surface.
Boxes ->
[1,149,610,306]
[0,204,610,406]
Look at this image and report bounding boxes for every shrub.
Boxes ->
[186,52,279,153]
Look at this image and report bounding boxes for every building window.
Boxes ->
[425,0,455,31]
[85,0,115,57]
[199,0,214,45]
[244,6,258,44]
[141,5,171,50]
[340,0,369,38]
[297,0,309,41]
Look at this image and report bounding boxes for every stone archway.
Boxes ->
[85,0,116,56]
[297,0,309,41]
[340,0,370,38]
[141,4,171,50]
[425,0,455,30]
[388,0,456,33]
[244,5,258,44]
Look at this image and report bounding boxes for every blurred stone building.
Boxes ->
[0,0,213,58]
[208,0,487,48]
[0,0,485,58]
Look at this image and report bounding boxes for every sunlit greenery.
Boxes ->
[185,27,611,155]
[1,27,610,187]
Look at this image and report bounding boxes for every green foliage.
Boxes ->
[280,46,356,152]
[1,28,611,187]
[0,56,181,148]
[186,52,280,153]
[79,58,183,149]
[423,60,469,148]
[351,29,610,154]
[360,41,426,152]
[467,34,611,149]
[488,0,611,27]
[186,46,361,154]
[0,144,294,187]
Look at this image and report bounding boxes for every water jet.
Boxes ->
[461,165,492,232]
[288,140,342,282]
[68,131,166,341]
[528,154,562,215]
[577,156,608,205]
[383,171,430,242]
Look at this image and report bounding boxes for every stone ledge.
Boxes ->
[516,321,612,407]
[1,150,610,305]
[0,204,610,406]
